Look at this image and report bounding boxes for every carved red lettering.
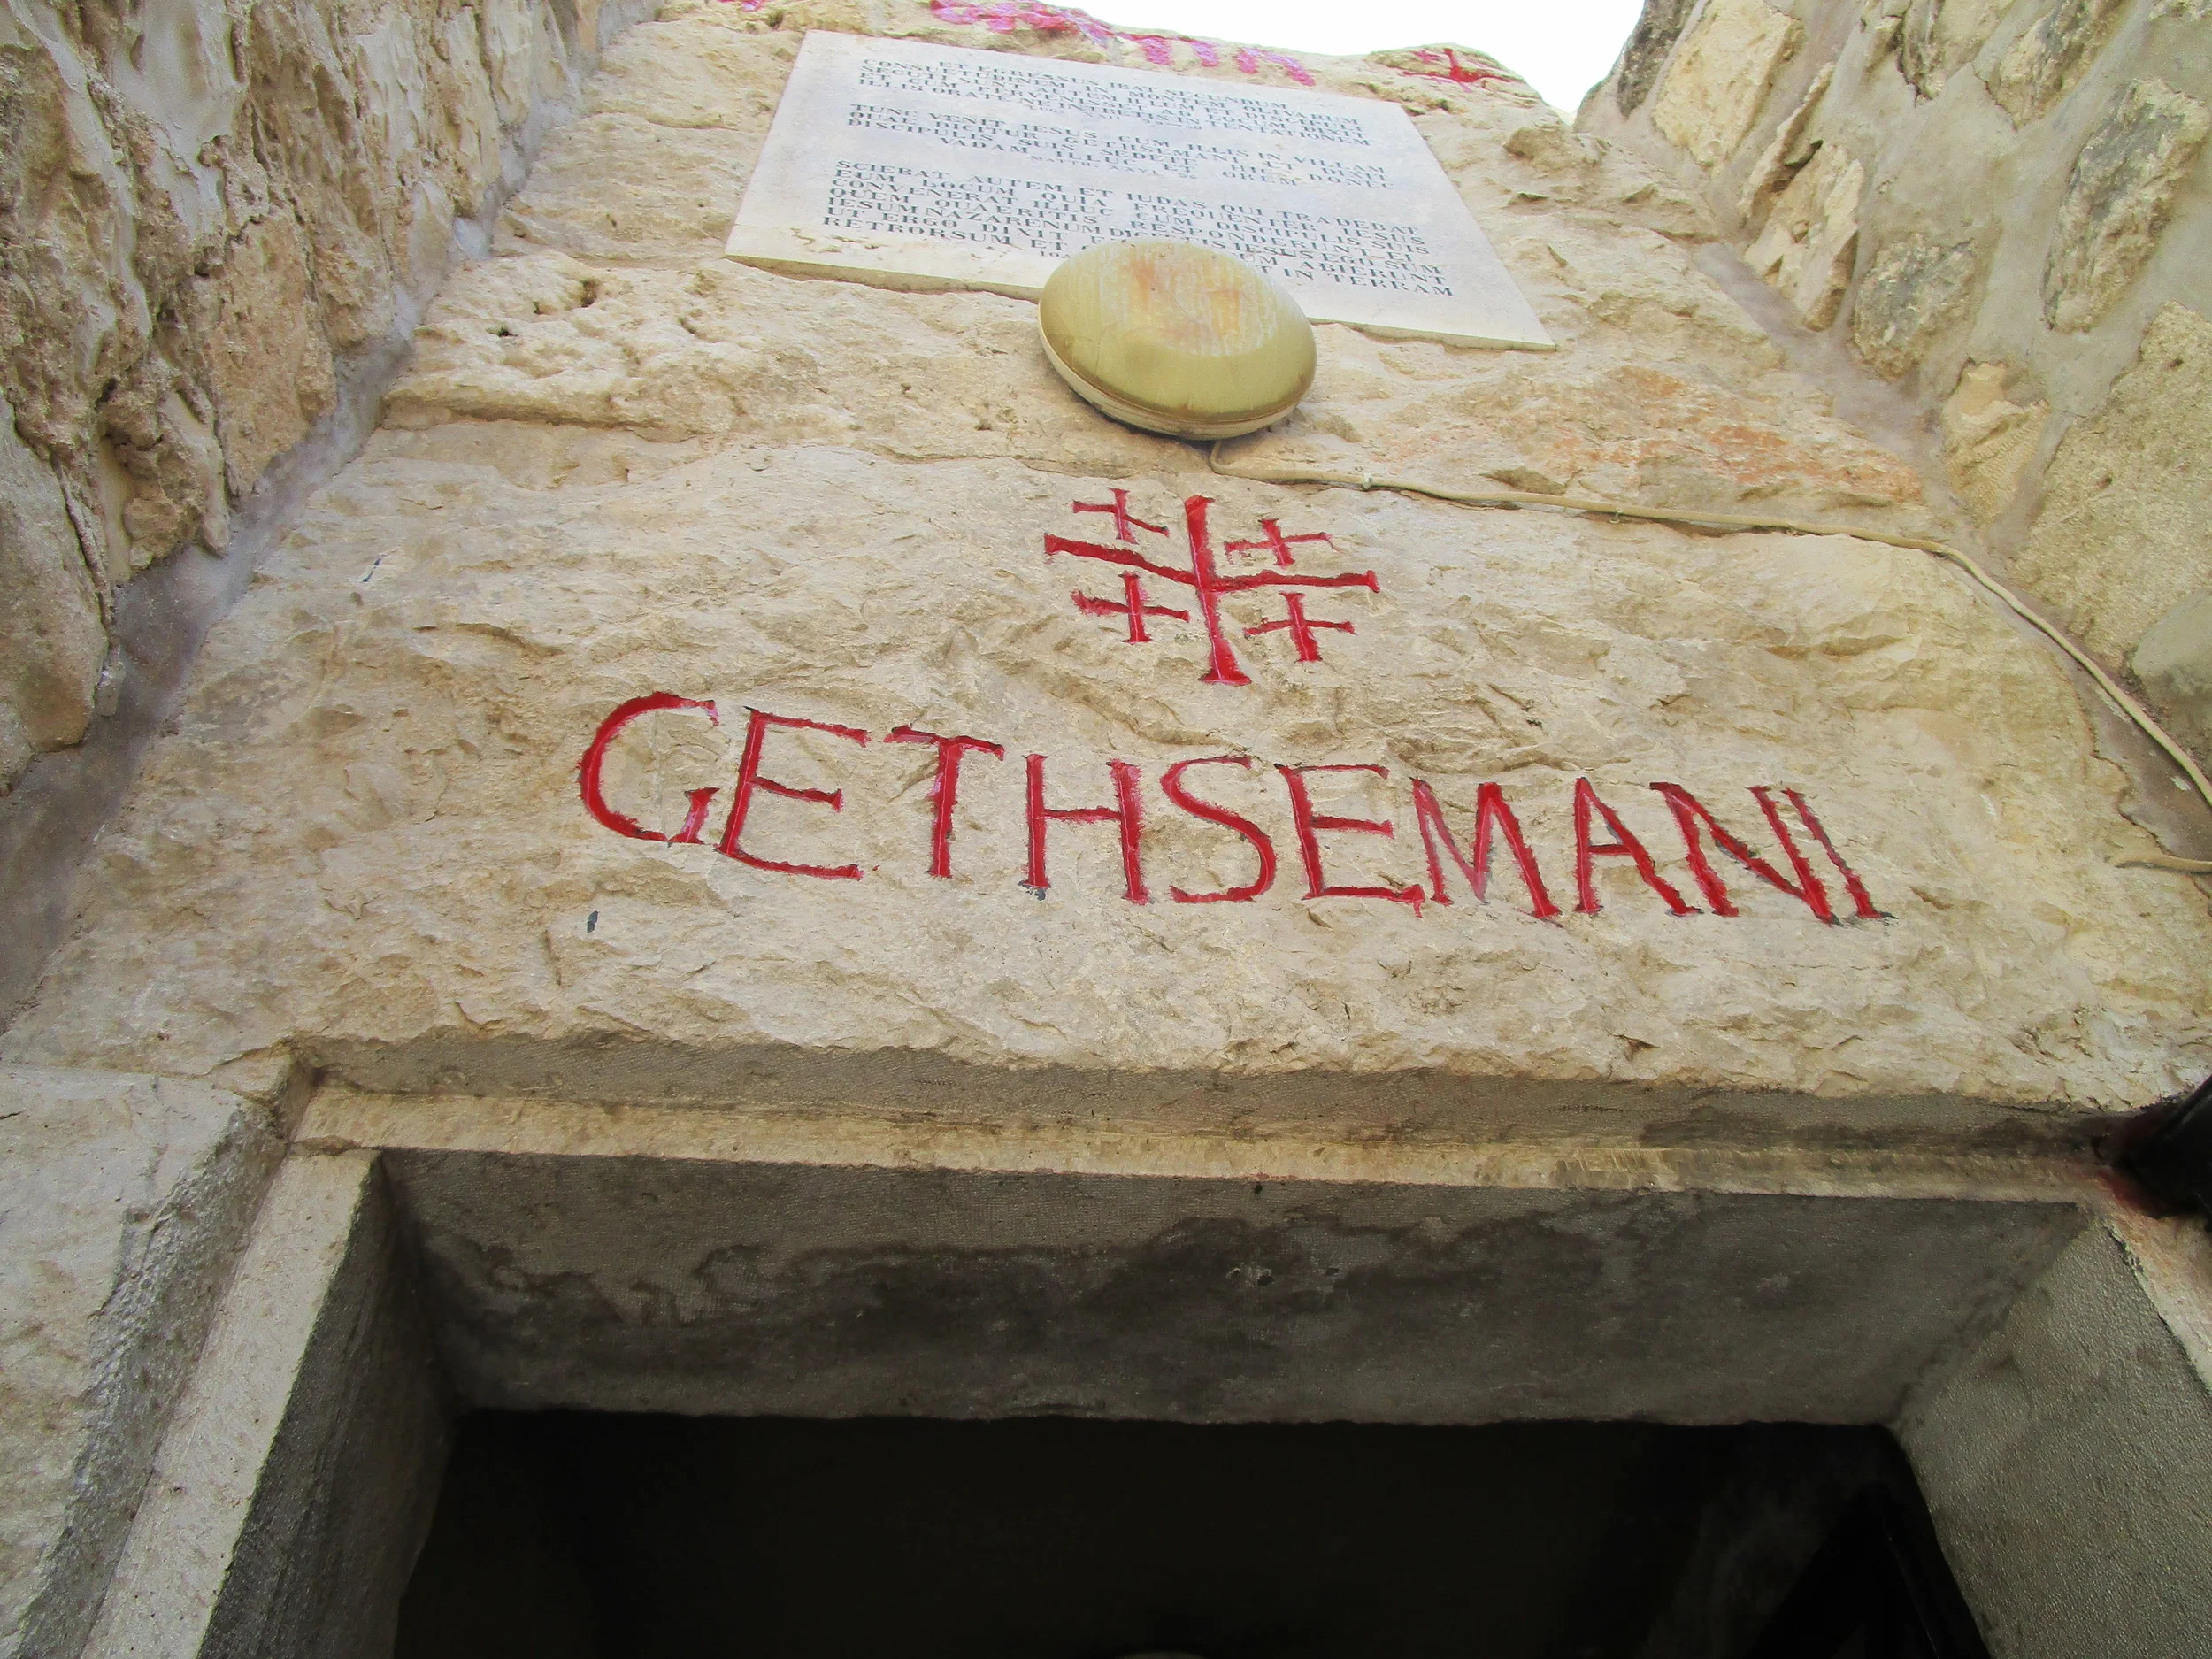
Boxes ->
[1410,779,1561,918]
[579,693,721,844]
[1025,754,1148,902]
[1650,783,1835,921]
[1277,764,1423,910]
[1763,787,1885,920]
[1160,756,1278,903]
[1572,779,1695,916]
[887,726,1006,879]
[717,709,872,880]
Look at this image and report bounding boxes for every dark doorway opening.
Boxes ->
[395,1414,1983,1659]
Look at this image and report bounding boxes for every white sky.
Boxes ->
[1088,0,1647,113]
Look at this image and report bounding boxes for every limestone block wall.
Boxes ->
[0,0,637,795]
[1578,0,2212,761]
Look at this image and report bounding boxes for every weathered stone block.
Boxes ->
[1898,0,2008,99]
[1744,142,1865,328]
[183,211,338,497]
[1610,0,1700,117]
[494,112,752,262]
[2132,590,2212,762]
[588,15,796,131]
[99,353,229,570]
[4,413,2205,1130]
[1736,65,1830,229]
[1852,233,1978,378]
[1652,0,1803,167]
[0,395,104,793]
[1939,362,2048,526]
[2016,303,2212,663]
[1989,0,2131,127]
[0,1068,280,1659]
[2043,79,2210,334]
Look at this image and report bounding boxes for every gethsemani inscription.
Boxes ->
[579,691,1884,924]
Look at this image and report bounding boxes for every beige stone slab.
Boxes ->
[0,1067,279,1659]
[297,1086,2094,1202]
[379,242,1933,533]
[495,111,753,263]
[362,1110,2085,1425]
[1901,1218,2212,1659]
[2014,303,2212,662]
[725,32,1552,348]
[80,1150,445,1659]
[1652,0,1802,168]
[4,437,2207,1135]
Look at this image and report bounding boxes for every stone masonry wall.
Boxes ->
[1579,0,2212,762]
[0,0,638,796]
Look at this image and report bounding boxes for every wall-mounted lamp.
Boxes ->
[1039,241,1316,441]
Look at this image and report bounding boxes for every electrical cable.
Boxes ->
[1208,442,2212,876]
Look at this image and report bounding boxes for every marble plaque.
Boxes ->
[726,32,1553,349]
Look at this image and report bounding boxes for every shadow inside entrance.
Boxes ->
[394,1414,1981,1659]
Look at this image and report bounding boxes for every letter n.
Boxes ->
[1649,783,1834,922]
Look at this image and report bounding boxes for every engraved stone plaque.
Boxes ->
[726,32,1553,349]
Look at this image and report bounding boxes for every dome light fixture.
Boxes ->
[1039,240,1317,441]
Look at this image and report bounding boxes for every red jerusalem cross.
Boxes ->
[1046,493,1379,687]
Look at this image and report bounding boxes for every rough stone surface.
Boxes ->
[361,1119,2081,1424]
[1743,142,1864,328]
[1901,1219,2212,1659]
[2131,591,2212,760]
[1652,0,1803,168]
[1939,362,2048,526]
[1585,0,2212,772]
[0,1067,280,1659]
[81,1151,447,1659]
[1851,234,1978,379]
[4,3,2208,1142]
[2015,303,2212,664]
[495,111,752,263]
[2043,79,2210,334]
[1736,64,1831,229]
[0,393,104,786]
[1607,0,1697,117]
[1988,0,2131,127]
[0,0,609,794]
[1897,0,2008,101]
[184,211,338,499]
[4,419,2206,1128]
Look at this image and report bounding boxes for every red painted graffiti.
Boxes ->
[922,1,1317,82]
[1573,777,1695,916]
[1048,493,1379,686]
[1652,781,1833,922]
[1398,48,1522,90]
[1411,778,1561,919]
[1764,787,1885,920]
